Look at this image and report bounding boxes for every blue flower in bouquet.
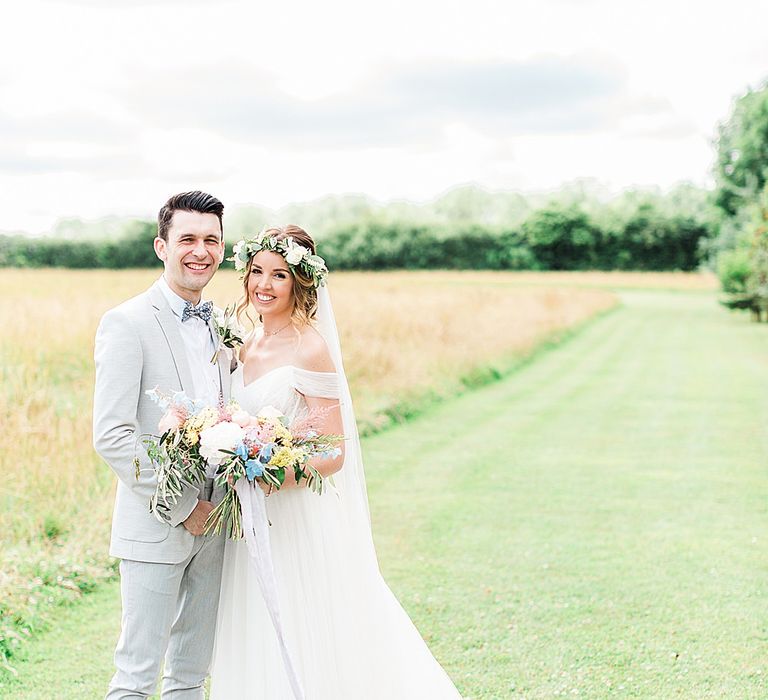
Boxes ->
[170,390,205,414]
[145,387,170,409]
[245,459,264,480]
[171,391,194,413]
[234,442,249,461]
[320,447,342,460]
[171,390,188,407]
[259,442,274,464]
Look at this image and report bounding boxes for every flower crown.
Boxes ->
[229,229,329,288]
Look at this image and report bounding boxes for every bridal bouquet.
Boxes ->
[141,388,342,538]
[204,404,342,538]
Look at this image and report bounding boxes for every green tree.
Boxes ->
[521,206,600,270]
[717,247,751,294]
[718,186,768,319]
[715,82,768,215]
[745,209,768,300]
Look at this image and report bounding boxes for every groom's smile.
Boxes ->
[154,209,225,302]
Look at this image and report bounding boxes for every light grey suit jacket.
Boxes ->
[93,281,230,564]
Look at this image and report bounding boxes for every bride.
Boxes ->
[210,226,462,699]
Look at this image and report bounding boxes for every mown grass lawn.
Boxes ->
[367,290,768,699]
[5,288,767,699]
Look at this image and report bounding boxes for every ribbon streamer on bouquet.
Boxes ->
[234,480,306,700]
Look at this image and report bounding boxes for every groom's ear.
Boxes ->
[154,236,168,263]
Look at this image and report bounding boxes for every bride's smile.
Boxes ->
[247,250,295,321]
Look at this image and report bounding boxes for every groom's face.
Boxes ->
[154,210,224,302]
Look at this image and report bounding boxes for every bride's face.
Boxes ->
[247,250,295,317]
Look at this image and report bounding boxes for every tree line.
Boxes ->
[0,198,713,272]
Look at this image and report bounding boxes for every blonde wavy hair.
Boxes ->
[236,225,320,330]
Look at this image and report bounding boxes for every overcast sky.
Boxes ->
[3,0,767,233]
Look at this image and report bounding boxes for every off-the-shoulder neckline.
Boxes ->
[234,363,337,390]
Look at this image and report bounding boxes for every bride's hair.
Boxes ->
[236,225,320,329]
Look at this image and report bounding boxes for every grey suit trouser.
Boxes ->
[106,510,225,698]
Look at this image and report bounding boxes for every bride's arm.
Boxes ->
[272,328,345,490]
[303,395,345,478]
[267,394,344,493]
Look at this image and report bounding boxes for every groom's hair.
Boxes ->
[157,191,224,241]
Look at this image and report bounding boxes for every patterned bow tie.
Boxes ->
[181,300,213,323]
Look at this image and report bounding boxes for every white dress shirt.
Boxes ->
[157,275,222,411]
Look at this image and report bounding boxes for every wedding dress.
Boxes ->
[210,289,462,700]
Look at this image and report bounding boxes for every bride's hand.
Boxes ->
[257,479,272,496]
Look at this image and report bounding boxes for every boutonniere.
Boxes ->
[211,303,245,364]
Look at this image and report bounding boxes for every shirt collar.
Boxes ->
[157,275,204,320]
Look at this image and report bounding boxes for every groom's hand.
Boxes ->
[182,500,214,536]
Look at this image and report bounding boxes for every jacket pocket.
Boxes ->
[114,486,171,543]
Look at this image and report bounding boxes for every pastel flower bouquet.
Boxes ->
[141,388,343,539]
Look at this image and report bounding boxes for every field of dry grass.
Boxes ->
[388,269,719,291]
[1,268,710,670]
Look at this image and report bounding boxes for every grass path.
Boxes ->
[5,290,767,699]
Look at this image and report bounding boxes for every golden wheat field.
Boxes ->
[0,268,713,662]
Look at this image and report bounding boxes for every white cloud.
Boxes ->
[0,0,767,232]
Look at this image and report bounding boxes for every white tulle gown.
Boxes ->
[210,363,462,699]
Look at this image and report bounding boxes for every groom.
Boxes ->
[93,191,229,699]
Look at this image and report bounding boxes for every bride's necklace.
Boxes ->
[263,321,293,337]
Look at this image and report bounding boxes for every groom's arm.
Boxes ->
[93,308,199,526]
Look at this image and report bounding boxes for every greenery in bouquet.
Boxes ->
[141,389,240,522]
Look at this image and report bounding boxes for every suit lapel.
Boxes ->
[149,284,196,395]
